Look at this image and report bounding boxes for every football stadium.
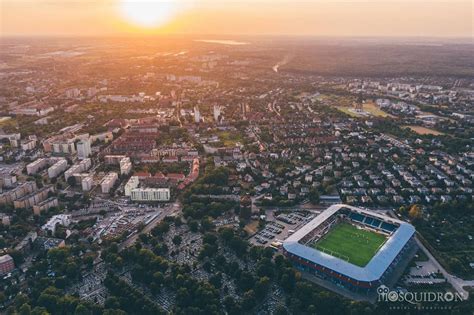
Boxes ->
[283,204,416,295]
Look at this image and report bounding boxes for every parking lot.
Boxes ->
[250,210,317,247]
[404,259,447,285]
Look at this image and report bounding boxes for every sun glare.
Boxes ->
[119,0,180,28]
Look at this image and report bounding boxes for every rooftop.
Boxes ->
[283,204,415,282]
[0,254,13,264]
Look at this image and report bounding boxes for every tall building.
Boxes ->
[77,139,92,160]
[241,103,247,119]
[65,88,80,99]
[124,176,139,196]
[81,176,93,192]
[33,197,59,215]
[13,185,55,209]
[26,158,48,175]
[119,157,132,175]
[47,159,68,178]
[213,105,223,122]
[101,172,118,194]
[64,158,91,180]
[194,106,201,123]
[0,182,37,205]
[0,255,15,275]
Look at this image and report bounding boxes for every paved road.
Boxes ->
[414,237,473,300]
[119,201,182,250]
[385,209,473,299]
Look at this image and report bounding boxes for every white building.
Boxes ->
[64,158,91,180]
[52,141,76,155]
[0,174,16,188]
[42,214,71,234]
[65,88,80,99]
[119,157,132,175]
[101,172,118,194]
[27,158,48,175]
[194,106,201,123]
[104,155,127,165]
[21,139,37,151]
[77,138,92,160]
[213,105,222,122]
[81,176,93,192]
[48,159,68,178]
[131,188,170,202]
[124,176,139,196]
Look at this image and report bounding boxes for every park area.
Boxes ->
[312,222,387,267]
[403,125,444,135]
[218,130,244,147]
[336,101,394,118]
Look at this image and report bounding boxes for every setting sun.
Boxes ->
[118,0,181,28]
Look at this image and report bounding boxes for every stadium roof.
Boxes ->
[283,204,415,282]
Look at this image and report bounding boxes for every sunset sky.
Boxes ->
[1,0,472,38]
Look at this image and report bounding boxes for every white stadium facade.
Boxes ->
[283,204,416,294]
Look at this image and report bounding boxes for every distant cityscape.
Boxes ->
[0,36,472,314]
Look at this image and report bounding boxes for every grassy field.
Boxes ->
[336,101,393,118]
[0,117,16,129]
[218,131,243,147]
[244,220,260,235]
[363,102,393,117]
[403,125,444,135]
[313,222,387,267]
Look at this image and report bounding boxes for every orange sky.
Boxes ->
[1,0,472,37]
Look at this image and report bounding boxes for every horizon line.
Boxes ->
[1,33,473,40]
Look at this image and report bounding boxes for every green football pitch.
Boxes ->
[312,222,387,267]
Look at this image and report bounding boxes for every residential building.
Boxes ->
[64,158,91,180]
[33,197,59,215]
[13,185,55,209]
[0,182,37,205]
[125,176,139,196]
[27,158,48,175]
[130,188,170,201]
[101,172,118,193]
[0,255,15,275]
[48,159,68,178]
[81,176,93,192]
[119,157,132,175]
[42,214,72,234]
[77,138,92,159]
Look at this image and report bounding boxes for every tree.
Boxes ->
[241,290,256,311]
[398,206,408,216]
[209,273,222,289]
[172,235,182,246]
[274,305,288,315]
[67,176,77,187]
[30,307,50,315]
[74,304,91,315]
[408,204,422,221]
[104,297,121,310]
[200,217,214,231]
[219,228,234,242]
[308,188,320,204]
[14,294,29,309]
[188,220,199,232]
[254,276,270,298]
[239,206,251,220]
[223,295,238,313]
[19,304,32,315]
